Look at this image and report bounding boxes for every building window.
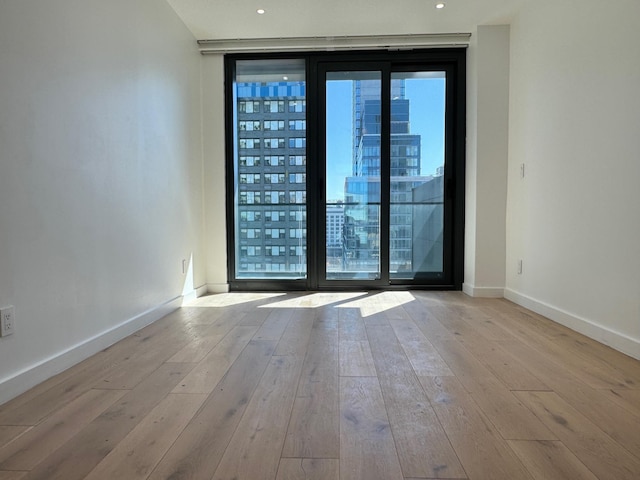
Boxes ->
[265,211,286,222]
[264,173,286,184]
[289,120,306,131]
[239,100,260,113]
[289,155,306,166]
[239,121,261,131]
[264,155,285,166]
[289,173,306,184]
[239,139,261,149]
[264,120,285,131]
[239,156,261,167]
[239,174,261,184]
[265,228,286,239]
[264,100,285,113]
[264,138,286,149]
[288,100,306,113]
[288,138,306,149]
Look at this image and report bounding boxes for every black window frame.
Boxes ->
[224,49,466,291]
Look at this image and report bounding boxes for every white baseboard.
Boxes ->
[207,283,230,293]
[0,295,184,406]
[181,285,209,305]
[504,288,640,360]
[463,283,505,298]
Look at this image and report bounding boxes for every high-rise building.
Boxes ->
[343,79,426,274]
[326,201,345,271]
[235,81,307,277]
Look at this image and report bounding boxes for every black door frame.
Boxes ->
[225,49,466,291]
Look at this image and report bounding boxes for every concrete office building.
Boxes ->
[235,83,307,277]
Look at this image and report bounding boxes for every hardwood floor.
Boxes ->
[1,291,639,480]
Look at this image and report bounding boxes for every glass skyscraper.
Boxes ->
[343,79,427,274]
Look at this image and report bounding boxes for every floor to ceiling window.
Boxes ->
[225,50,465,290]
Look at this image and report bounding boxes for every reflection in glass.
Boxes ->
[389,71,446,279]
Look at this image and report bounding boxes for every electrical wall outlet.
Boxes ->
[0,306,15,337]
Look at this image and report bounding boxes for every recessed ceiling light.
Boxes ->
[283,76,289,80]
[257,8,265,14]
[435,2,445,9]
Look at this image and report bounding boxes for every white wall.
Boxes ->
[506,0,640,358]
[202,55,229,293]
[0,0,205,403]
[464,25,510,298]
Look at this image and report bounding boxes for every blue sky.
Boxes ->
[325,77,446,201]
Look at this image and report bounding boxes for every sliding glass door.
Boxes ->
[225,50,465,290]
[325,71,382,281]
[388,71,447,280]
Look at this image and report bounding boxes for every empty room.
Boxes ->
[0,0,639,479]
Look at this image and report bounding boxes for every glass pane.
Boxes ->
[326,72,381,280]
[233,59,307,279]
[389,71,446,278]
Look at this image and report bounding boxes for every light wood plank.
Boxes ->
[515,391,640,480]
[388,317,454,376]
[429,339,555,440]
[0,472,27,480]
[340,340,376,377]
[0,389,126,471]
[293,311,338,398]
[147,339,277,480]
[470,387,556,441]
[167,318,236,363]
[554,332,640,388]
[283,385,340,459]
[23,363,196,480]
[253,308,294,341]
[420,376,534,480]
[211,355,303,480]
[456,337,549,391]
[489,308,632,389]
[402,301,457,342]
[367,326,466,479]
[550,380,640,457]
[604,388,640,417]
[282,311,339,459]
[84,393,206,480]
[497,338,640,451]
[339,376,404,480]
[276,458,339,480]
[428,339,504,393]
[171,325,258,394]
[496,339,584,386]
[237,307,273,326]
[274,309,314,356]
[338,307,367,342]
[453,305,516,341]
[508,440,598,480]
[92,314,197,390]
[428,305,485,340]
[337,302,377,378]
[0,427,29,449]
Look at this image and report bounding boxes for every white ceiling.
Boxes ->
[165,0,527,41]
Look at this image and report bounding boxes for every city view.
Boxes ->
[234,60,445,280]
